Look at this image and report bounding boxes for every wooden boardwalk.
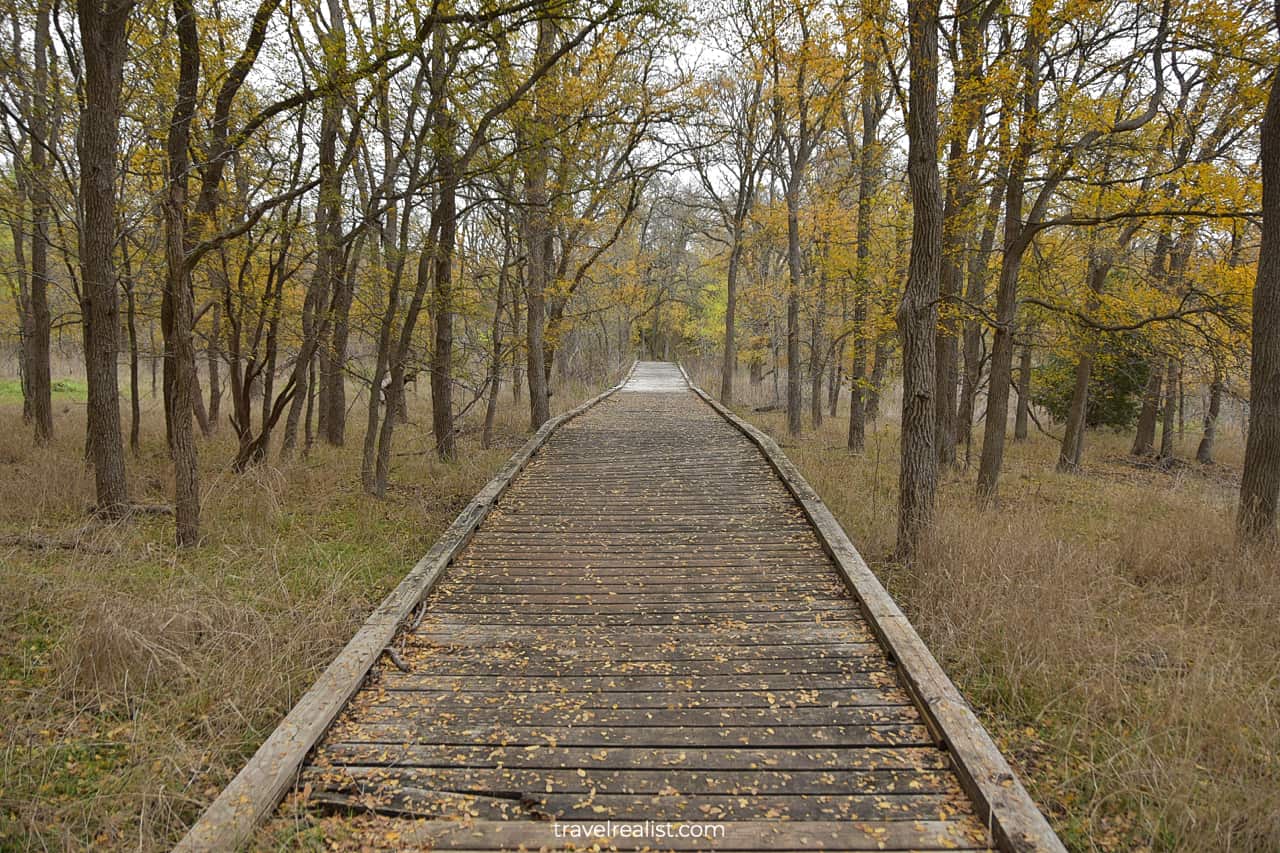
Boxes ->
[181,362,1062,851]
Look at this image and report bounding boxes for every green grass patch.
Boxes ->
[0,379,88,402]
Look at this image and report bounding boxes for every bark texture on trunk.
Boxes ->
[322,264,353,445]
[721,231,742,405]
[282,65,343,456]
[866,340,888,422]
[373,228,437,495]
[126,277,141,454]
[522,12,554,431]
[317,0,350,447]
[1132,366,1162,456]
[482,245,509,450]
[934,0,984,467]
[1197,369,1221,464]
[1158,358,1179,459]
[847,96,876,450]
[721,234,742,404]
[975,6,1045,499]
[896,0,942,558]
[430,26,458,460]
[1014,343,1031,441]
[975,228,1025,494]
[809,267,826,429]
[1057,347,1092,471]
[77,0,133,517]
[162,0,202,546]
[784,186,803,437]
[827,344,843,417]
[957,170,1003,463]
[1057,249,1110,472]
[207,301,221,430]
[25,0,54,442]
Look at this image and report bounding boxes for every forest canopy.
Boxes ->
[0,0,1276,543]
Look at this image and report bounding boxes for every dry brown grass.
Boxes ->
[0,373,611,851]
[9,358,1275,851]
[687,362,1280,852]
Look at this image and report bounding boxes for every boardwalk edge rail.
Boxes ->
[175,361,637,853]
[678,363,1065,853]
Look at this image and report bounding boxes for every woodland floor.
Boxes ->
[689,365,1280,853]
[0,373,605,851]
[3,364,1279,852]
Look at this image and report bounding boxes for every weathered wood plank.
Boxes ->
[418,620,856,635]
[349,817,993,850]
[205,362,1058,851]
[313,743,955,772]
[308,786,969,822]
[324,721,937,749]
[349,701,922,728]
[300,765,960,795]
[401,641,881,659]
[173,364,638,853]
[337,686,912,709]
[373,672,905,692]
[679,363,1064,852]
[390,649,886,666]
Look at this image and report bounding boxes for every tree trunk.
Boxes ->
[847,3,881,452]
[809,266,826,429]
[828,342,843,417]
[1057,347,1092,471]
[150,322,158,397]
[522,12,554,430]
[935,256,961,463]
[207,300,221,431]
[229,213,293,472]
[362,212,410,490]
[958,170,1004,462]
[1158,358,1178,459]
[482,245,509,450]
[1014,343,1031,441]
[373,231,437,495]
[896,0,942,558]
[934,0,984,469]
[975,9,1044,499]
[120,241,140,456]
[126,279,141,455]
[975,214,1028,495]
[12,196,32,427]
[1197,368,1222,464]
[1132,366,1162,456]
[1055,253,1111,471]
[1178,369,1185,439]
[192,367,211,437]
[784,185,804,437]
[281,67,342,456]
[362,270,398,491]
[721,225,742,405]
[162,0,203,546]
[25,0,54,442]
[510,272,524,405]
[866,340,888,422]
[305,351,317,452]
[429,26,458,460]
[77,0,133,518]
[322,259,354,445]
[313,1,347,447]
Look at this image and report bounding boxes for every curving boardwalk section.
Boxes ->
[285,363,1062,851]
